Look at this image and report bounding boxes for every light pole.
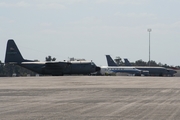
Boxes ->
[147,28,152,66]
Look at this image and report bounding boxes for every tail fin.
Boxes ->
[106,55,118,66]
[124,58,132,66]
[5,39,25,63]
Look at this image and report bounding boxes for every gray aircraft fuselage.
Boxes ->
[5,39,100,76]
[135,66,176,76]
[19,61,99,75]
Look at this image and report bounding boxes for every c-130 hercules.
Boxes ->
[5,39,100,76]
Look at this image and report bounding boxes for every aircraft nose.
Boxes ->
[96,66,101,71]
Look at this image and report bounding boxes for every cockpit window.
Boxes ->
[91,62,95,66]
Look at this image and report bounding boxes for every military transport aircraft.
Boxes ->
[106,55,176,76]
[5,39,100,76]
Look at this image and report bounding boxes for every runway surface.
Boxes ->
[1,76,180,120]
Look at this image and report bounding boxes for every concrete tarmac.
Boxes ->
[1,76,180,120]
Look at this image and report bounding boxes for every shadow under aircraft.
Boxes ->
[5,39,100,76]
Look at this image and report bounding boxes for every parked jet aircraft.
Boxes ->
[106,55,176,76]
[5,39,100,76]
[124,58,177,76]
[100,66,142,76]
[103,55,142,76]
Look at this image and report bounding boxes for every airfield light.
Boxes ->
[147,28,152,66]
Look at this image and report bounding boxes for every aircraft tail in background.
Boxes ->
[124,58,132,66]
[105,55,118,66]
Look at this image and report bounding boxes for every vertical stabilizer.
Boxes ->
[5,39,24,63]
[124,58,132,66]
[106,55,118,66]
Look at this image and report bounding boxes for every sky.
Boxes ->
[0,0,180,66]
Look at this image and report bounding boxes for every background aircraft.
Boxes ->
[105,55,176,76]
[5,39,100,76]
[101,55,142,76]
[124,58,177,76]
[100,66,142,76]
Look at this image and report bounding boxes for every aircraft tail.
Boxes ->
[124,58,132,66]
[106,55,118,66]
[5,39,26,63]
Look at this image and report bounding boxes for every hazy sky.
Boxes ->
[0,0,180,66]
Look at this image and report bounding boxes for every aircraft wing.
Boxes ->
[45,62,71,69]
